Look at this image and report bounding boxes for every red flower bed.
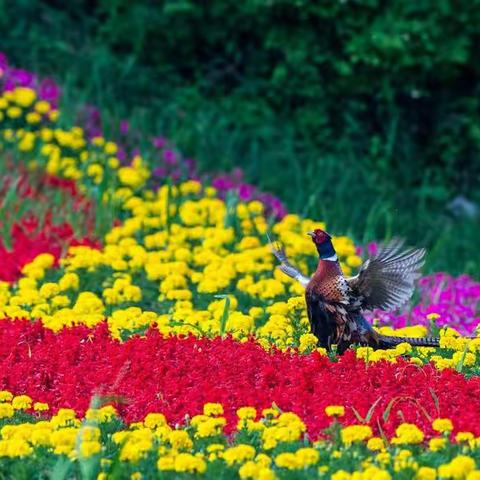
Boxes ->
[0,173,98,282]
[0,216,98,282]
[1,320,479,438]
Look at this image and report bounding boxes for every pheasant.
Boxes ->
[271,229,440,354]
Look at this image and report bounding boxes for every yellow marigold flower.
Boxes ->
[376,452,391,465]
[453,351,476,368]
[206,444,225,453]
[13,87,36,107]
[12,395,32,410]
[118,167,145,189]
[0,438,33,457]
[31,428,52,446]
[239,461,259,479]
[391,423,424,445]
[195,417,226,438]
[0,403,14,418]
[104,141,118,155]
[249,307,264,318]
[33,402,49,412]
[120,440,152,462]
[394,342,413,355]
[332,471,352,480]
[363,467,392,480]
[237,406,257,420]
[299,333,318,353]
[79,426,101,443]
[416,466,437,480]
[157,455,175,471]
[32,253,55,269]
[295,447,319,466]
[0,390,13,402]
[95,405,118,422]
[59,272,80,291]
[180,180,202,195]
[34,100,50,114]
[144,413,167,429]
[39,282,60,298]
[204,402,224,416]
[432,418,453,433]
[168,430,193,450]
[223,444,256,465]
[346,255,363,268]
[410,357,423,366]
[275,452,299,469]
[248,201,264,214]
[429,437,446,451]
[438,455,476,479]
[456,432,474,442]
[174,453,207,474]
[427,313,440,321]
[325,405,345,417]
[340,425,373,445]
[79,440,102,457]
[261,408,279,419]
[367,437,385,451]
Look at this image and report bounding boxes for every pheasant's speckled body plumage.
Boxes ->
[305,256,376,354]
[271,228,440,353]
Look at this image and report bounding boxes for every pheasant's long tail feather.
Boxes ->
[377,335,439,348]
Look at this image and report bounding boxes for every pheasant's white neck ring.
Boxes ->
[317,240,337,260]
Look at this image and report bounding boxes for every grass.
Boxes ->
[1,5,479,277]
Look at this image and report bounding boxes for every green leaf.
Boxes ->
[215,294,231,338]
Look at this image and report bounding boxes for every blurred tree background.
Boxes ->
[1,0,479,274]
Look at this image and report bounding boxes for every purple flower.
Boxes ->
[212,176,235,191]
[367,242,379,256]
[10,68,35,87]
[152,167,166,177]
[163,149,177,165]
[153,137,167,149]
[120,120,130,135]
[184,158,196,173]
[39,78,60,103]
[367,272,480,334]
[238,184,254,201]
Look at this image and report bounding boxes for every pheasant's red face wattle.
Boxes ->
[307,229,332,245]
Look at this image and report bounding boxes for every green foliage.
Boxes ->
[1,0,479,275]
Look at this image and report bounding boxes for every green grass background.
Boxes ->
[1,0,479,276]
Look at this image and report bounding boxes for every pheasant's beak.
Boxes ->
[307,231,315,238]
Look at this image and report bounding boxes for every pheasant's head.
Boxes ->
[307,229,337,260]
[307,229,331,245]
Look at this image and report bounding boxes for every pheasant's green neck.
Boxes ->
[316,240,337,261]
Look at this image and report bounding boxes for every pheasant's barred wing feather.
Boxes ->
[269,239,310,288]
[346,239,425,311]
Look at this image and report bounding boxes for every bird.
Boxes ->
[270,228,440,354]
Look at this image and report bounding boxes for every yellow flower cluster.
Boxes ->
[341,425,373,445]
[2,390,480,478]
[0,87,56,125]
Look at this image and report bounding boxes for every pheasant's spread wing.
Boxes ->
[269,239,310,287]
[346,239,425,311]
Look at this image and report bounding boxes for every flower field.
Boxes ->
[1,53,480,479]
